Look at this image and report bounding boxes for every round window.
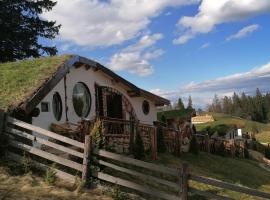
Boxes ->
[72,82,91,117]
[142,100,150,115]
[52,92,62,121]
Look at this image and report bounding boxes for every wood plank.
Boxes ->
[7,152,76,184]
[9,140,83,172]
[190,174,270,199]
[92,171,179,200]
[97,159,179,189]
[189,187,233,200]
[93,149,178,176]
[5,127,84,158]
[7,117,84,149]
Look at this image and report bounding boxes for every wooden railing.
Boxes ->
[189,174,270,200]
[3,116,86,183]
[91,149,187,200]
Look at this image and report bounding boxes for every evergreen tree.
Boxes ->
[0,0,60,62]
[187,95,193,110]
[133,133,145,160]
[157,127,166,153]
[177,97,185,110]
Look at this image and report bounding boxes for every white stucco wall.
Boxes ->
[32,65,158,133]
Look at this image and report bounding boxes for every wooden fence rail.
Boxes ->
[4,116,85,183]
[2,114,270,199]
[92,148,186,200]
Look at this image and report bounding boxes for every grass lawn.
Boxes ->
[149,152,270,200]
[195,112,270,143]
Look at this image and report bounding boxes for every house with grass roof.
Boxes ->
[0,55,170,137]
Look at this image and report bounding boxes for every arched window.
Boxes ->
[72,82,91,117]
[142,100,150,115]
[52,92,62,121]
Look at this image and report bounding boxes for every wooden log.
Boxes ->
[180,163,188,200]
[6,127,84,158]
[7,152,76,183]
[82,135,91,187]
[7,116,84,149]
[190,174,270,199]
[93,149,178,176]
[92,171,179,200]
[97,159,179,188]
[9,140,83,171]
[189,187,233,200]
[205,134,210,153]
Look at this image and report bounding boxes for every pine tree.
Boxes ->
[187,95,193,110]
[0,0,60,62]
[133,133,145,160]
[177,97,185,110]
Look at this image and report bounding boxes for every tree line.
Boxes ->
[208,88,270,123]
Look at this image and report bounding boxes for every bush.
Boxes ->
[44,164,57,185]
[90,119,104,149]
[265,147,270,159]
[244,148,249,159]
[217,142,226,157]
[111,185,129,200]
[189,136,199,155]
[252,141,258,151]
[157,127,166,153]
[21,152,31,174]
[133,133,145,160]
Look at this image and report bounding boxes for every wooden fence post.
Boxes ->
[0,110,6,135]
[82,135,91,187]
[151,127,158,160]
[205,134,210,153]
[180,163,188,200]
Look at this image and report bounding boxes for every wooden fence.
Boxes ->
[3,115,86,184]
[91,148,187,200]
[1,114,270,199]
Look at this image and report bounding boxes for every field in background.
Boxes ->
[195,112,270,143]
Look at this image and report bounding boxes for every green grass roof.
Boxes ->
[157,109,192,121]
[0,55,72,111]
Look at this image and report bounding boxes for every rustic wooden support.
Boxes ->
[0,110,6,136]
[151,127,158,160]
[180,163,188,200]
[82,135,92,187]
[205,134,210,153]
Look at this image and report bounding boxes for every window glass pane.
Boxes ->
[142,100,150,115]
[73,82,91,117]
[52,92,62,121]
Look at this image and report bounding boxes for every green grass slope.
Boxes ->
[195,112,270,143]
[151,152,270,200]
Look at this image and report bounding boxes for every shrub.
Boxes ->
[157,127,166,153]
[90,119,104,149]
[265,146,270,159]
[189,135,199,155]
[217,142,226,157]
[133,133,145,160]
[111,184,129,200]
[244,148,249,159]
[21,151,31,174]
[44,164,57,185]
[252,141,258,151]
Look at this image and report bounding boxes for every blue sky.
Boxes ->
[42,0,270,108]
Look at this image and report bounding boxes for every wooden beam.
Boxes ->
[7,152,76,184]
[190,174,270,199]
[93,149,178,176]
[92,171,179,200]
[7,116,84,149]
[82,135,91,187]
[96,159,179,189]
[6,127,84,158]
[9,140,83,171]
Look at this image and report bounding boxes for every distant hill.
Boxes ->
[195,112,270,143]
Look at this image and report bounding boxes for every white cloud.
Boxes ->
[151,61,270,108]
[43,0,198,47]
[108,33,164,76]
[174,0,270,44]
[226,24,259,41]
[199,42,210,49]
